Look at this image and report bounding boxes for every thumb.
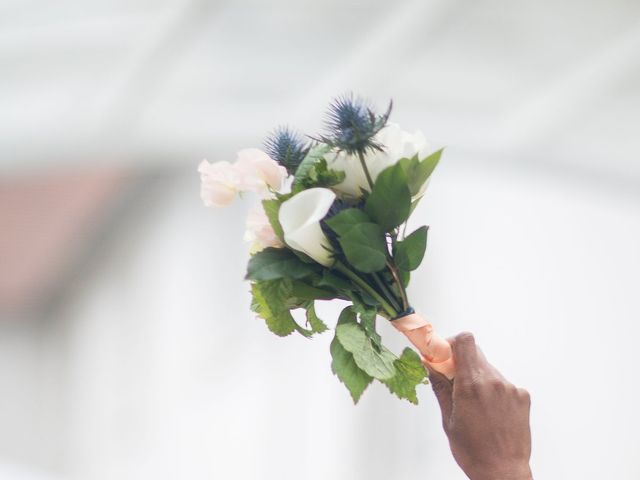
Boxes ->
[427,365,453,422]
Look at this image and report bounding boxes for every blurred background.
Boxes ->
[1,0,639,478]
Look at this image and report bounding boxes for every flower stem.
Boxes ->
[357,150,375,190]
[334,261,398,318]
[371,272,402,313]
[386,260,410,312]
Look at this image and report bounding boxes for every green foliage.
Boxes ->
[381,348,428,404]
[261,199,284,242]
[365,163,411,231]
[251,281,297,337]
[246,248,317,281]
[306,303,328,334]
[330,336,372,403]
[352,296,381,349]
[251,280,331,338]
[324,208,370,236]
[287,281,335,305]
[293,144,344,191]
[394,226,428,271]
[294,158,345,192]
[316,270,352,292]
[325,208,388,273]
[337,223,388,273]
[398,149,442,197]
[335,308,396,380]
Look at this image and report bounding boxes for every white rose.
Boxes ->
[278,188,336,267]
[244,205,283,252]
[326,123,431,197]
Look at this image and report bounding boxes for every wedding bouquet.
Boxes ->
[199,95,454,404]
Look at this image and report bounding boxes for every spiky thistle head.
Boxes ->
[320,94,392,156]
[264,127,309,175]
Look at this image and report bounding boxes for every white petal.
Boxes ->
[279,188,336,266]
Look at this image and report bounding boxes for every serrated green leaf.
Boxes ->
[250,282,297,336]
[382,348,428,404]
[394,226,428,271]
[325,208,371,236]
[330,336,373,403]
[246,248,317,281]
[306,303,328,334]
[352,296,382,348]
[261,199,284,242]
[337,223,388,273]
[365,163,411,232]
[293,144,333,189]
[336,308,396,380]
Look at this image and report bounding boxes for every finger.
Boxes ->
[476,345,504,379]
[450,332,479,379]
[427,365,453,421]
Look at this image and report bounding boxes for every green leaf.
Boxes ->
[261,199,284,242]
[330,336,373,403]
[293,144,333,189]
[352,296,381,348]
[246,248,317,281]
[394,226,428,271]
[398,149,442,197]
[287,281,335,305]
[335,307,396,380]
[306,303,328,334]
[337,223,388,273]
[400,269,411,288]
[295,158,345,191]
[250,281,297,337]
[325,208,371,236]
[415,149,442,190]
[325,208,388,272]
[365,163,411,232]
[382,348,428,404]
[316,270,352,292]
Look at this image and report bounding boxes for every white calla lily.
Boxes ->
[278,188,336,267]
[326,122,431,197]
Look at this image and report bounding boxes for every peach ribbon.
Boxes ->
[392,313,456,379]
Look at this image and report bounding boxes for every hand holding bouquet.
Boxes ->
[199,95,454,404]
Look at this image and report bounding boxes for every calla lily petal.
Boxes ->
[279,188,336,266]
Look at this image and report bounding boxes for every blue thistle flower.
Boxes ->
[320,94,392,155]
[264,127,309,175]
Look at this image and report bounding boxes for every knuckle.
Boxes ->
[488,377,506,391]
[456,331,475,345]
[517,387,531,404]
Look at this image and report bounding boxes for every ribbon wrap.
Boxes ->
[392,313,455,379]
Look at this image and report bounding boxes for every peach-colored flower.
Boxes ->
[198,160,241,207]
[244,205,283,251]
[235,148,287,197]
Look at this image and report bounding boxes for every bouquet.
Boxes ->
[199,95,454,404]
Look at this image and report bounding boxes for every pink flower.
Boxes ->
[244,205,283,251]
[198,160,241,207]
[235,148,287,197]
